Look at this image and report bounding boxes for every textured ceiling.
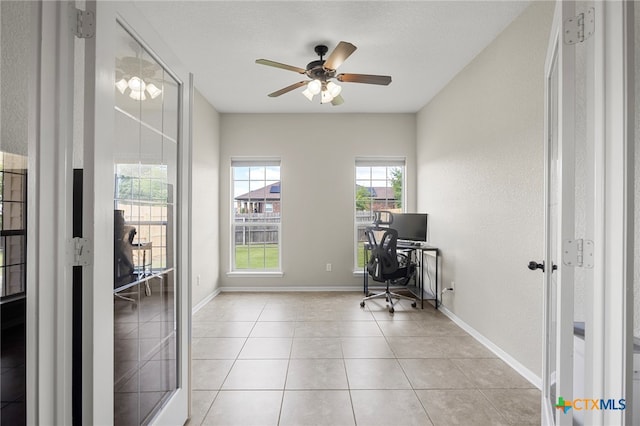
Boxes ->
[133,1,531,113]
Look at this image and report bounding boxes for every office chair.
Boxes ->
[114,210,151,305]
[360,212,417,313]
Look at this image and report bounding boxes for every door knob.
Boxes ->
[528,261,544,272]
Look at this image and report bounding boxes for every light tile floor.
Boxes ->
[188,292,540,426]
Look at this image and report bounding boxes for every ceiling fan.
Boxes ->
[255,41,392,106]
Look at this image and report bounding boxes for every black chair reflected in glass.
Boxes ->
[360,211,418,314]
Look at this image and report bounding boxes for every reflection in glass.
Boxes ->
[113,24,179,425]
[547,48,559,422]
[0,153,27,298]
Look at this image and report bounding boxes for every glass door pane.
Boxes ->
[113,24,179,425]
[546,46,559,422]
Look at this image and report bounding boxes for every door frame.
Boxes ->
[83,1,192,424]
[590,1,634,424]
[27,1,75,424]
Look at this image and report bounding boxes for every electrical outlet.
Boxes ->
[326,263,332,272]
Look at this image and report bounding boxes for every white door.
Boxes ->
[540,1,578,424]
[83,2,191,424]
[541,1,633,425]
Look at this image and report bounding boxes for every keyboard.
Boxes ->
[398,240,424,247]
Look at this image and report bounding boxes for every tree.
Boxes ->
[355,186,372,211]
[390,168,403,209]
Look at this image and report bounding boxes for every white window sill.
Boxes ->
[353,270,365,277]
[226,271,284,278]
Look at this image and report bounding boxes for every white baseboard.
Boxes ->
[438,305,542,390]
[192,288,221,315]
[219,286,362,293]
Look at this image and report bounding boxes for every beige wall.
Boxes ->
[219,113,416,289]
[192,89,221,307]
[415,2,553,377]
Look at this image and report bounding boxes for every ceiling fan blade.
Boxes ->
[331,94,344,106]
[336,73,392,85]
[256,59,306,74]
[267,81,308,97]
[323,41,357,71]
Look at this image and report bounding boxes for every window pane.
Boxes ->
[231,164,281,271]
[234,167,250,180]
[265,166,280,180]
[249,166,265,180]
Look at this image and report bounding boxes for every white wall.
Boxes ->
[415,2,553,376]
[0,0,31,156]
[634,1,640,339]
[191,89,221,306]
[219,113,416,289]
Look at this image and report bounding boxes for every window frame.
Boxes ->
[353,158,406,272]
[229,159,282,274]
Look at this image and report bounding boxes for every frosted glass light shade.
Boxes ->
[129,89,146,101]
[302,88,314,101]
[308,79,321,95]
[326,81,342,97]
[320,90,333,104]
[116,78,128,94]
[128,76,146,92]
[146,83,162,99]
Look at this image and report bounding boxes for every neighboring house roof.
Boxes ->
[357,185,396,201]
[235,182,281,201]
[235,183,395,202]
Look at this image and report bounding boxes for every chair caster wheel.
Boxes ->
[360,301,365,308]
[389,307,394,314]
[411,302,417,308]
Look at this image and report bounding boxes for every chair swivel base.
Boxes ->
[360,289,417,313]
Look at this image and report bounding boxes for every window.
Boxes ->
[114,163,170,271]
[354,159,405,269]
[0,153,27,300]
[231,160,281,271]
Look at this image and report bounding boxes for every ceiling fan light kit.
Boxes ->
[115,55,164,102]
[256,41,391,106]
[116,75,163,101]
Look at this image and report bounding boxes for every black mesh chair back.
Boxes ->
[366,227,400,282]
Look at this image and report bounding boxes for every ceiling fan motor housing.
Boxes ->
[306,60,335,81]
[306,45,336,81]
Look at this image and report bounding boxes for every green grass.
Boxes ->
[357,243,368,269]
[234,244,279,269]
[235,243,368,270]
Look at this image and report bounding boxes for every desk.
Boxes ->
[114,268,173,303]
[131,241,153,276]
[363,242,439,309]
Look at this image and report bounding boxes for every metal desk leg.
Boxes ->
[435,250,439,309]
[363,246,368,296]
[420,249,424,309]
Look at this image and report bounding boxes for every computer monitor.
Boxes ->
[391,213,428,242]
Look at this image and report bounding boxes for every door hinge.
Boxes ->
[562,239,594,268]
[70,237,92,267]
[72,7,95,39]
[564,7,595,45]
